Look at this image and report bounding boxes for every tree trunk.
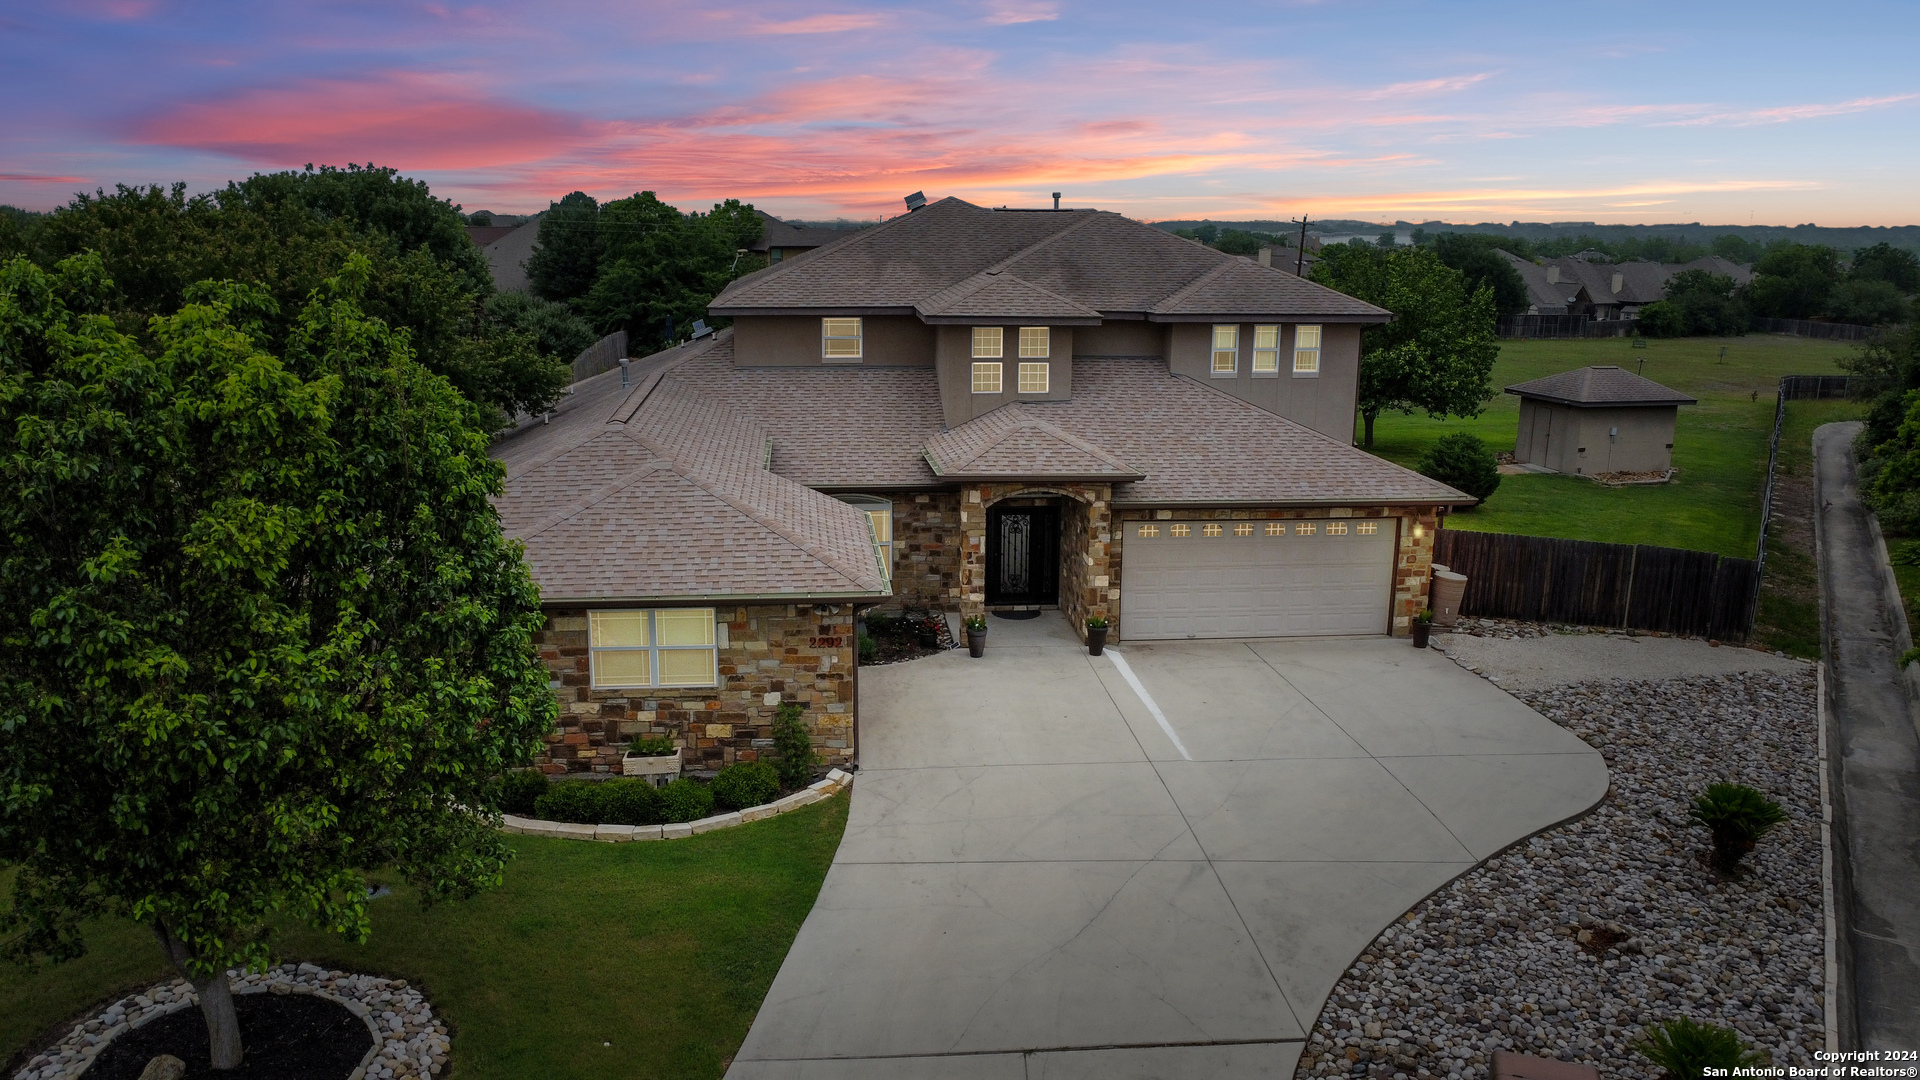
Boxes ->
[154,923,244,1070]
[1362,410,1378,447]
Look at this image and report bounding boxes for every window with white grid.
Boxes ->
[822,318,863,360]
[972,326,1003,358]
[1212,324,1238,374]
[1252,325,1280,372]
[971,362,1002,393]
[1293,324,1322,373]
[1019,327,1049,358]
[1018,362,1049,393]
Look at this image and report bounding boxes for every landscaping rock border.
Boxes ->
[500,769,852,841]
[1293,670,1824,1080]
[14,964,446,1080]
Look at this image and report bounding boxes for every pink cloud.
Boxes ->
[130,72,593,170]
[747,12,889,34]
[983,0,1059,25]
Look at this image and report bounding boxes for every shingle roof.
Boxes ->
[711,197,1389,322]
[751,211,861,253]
[915,271,1102,322]
[491,340,890,603]
[924,406,1143,481]
[664,334,1470,505]
[1504,366,1698,407]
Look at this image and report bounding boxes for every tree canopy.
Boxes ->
[1639,270,1749,337]
[1425,233,1531,316]
[1311,242,1499,446]
[17,167,568,423]
[1745,243,1842,319]
[526,190,766,354]
[0,253,555,1067]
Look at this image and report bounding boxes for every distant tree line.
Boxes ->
[1,166,576,425]
[523,191,767,355]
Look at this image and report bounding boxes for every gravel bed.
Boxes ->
[16,964,448,1080]
[1294,669,1824,1080]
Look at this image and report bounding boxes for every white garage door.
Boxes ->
[1121,519,1397,640]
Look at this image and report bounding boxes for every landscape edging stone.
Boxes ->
[500,770,851,842]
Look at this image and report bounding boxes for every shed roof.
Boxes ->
[1504,365,1698,407]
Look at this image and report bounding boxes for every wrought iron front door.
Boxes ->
[986,505,1059,605]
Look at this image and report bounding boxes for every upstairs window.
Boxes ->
[971,362,1003,394]
[590,609,718,689]
[1019,326,1050,358]
[1211,324,1238,374]
[972,326,1003,358]
[822,318,863,360]
[1293,324,1322,373]
[1252,325,1280,372]
[1018,362,1050,394]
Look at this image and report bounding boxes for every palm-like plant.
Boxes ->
[1633,1017,1768,1080]
[1687,783,1788,873]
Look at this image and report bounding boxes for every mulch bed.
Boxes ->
[83,994,372,1080]
[861,610,953,664]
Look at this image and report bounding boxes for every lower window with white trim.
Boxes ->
[589,608,718,689]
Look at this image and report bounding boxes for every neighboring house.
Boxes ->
[1498,252,1753,317]
[468,218,542,293]
[751,211,859,264]
[492,197,1472,774]
[1505,366,1697,475]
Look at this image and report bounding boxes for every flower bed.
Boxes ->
[502,770,852,842]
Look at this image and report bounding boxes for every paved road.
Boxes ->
[728,615,1606,1079]
[1814,421,1920,1048]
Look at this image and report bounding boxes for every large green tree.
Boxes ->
[579,194,765,352]
[525,191,605,305]
[1639,269,1748,337]
[0,253,556,1069]
[1426,233,1531,316]
[1744,243,1841,319]
[1312,242,1499,446]
[27,168,567,422]
[1848,242,1920,294]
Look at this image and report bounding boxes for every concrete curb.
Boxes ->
[500,770,851,842]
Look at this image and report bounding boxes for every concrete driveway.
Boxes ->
[728,614,1607,1079]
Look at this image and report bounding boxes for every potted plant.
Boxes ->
[1411,607,1433,649]
[916,613,942,649]
[622,736,682,783]
[1086,615,1110,656]
[965,615,988,658]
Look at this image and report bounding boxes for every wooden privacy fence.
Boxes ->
[1433,530,1759,641]
[1752,317,1878,341]
[571,330,629,383]
[1497,314,1640,340]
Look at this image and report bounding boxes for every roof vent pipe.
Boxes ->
[904,191,927,212]
[1052,192,1061,210]
[619,357,631,388]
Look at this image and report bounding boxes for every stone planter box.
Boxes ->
[622,750,682,782]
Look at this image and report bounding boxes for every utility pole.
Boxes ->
[1293,215,1310,276]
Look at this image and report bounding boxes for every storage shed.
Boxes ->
[1505,365,1696,475]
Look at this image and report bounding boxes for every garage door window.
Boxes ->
[1266,522,1284,536]
[1357,522,1379,534]
[1234,523,1254,536]
[1138,524,1159,537]
[1297,523,1316,535]
[1170,524,1191,537]
[1328,522,1348,535]
[1202,524,1223,537]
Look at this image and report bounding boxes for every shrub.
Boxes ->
[660,778,715,823]
[771,702,818,790]
[858,632,877,664]
[1633,1017,1767,1080]
[627,735,676,757]
[600,778,664,825]
[712,760,782,810]
[1418,432,1501,502]
[1688,783,1788,872]
[533,780,603,824]
[499,769,550,816]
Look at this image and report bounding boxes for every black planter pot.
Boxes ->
[1412,622,1431,648]
[918,623,941,649]
[1087,626,1109,656]
[967,627,987,657]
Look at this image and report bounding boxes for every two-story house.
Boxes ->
[494,197,1471,774]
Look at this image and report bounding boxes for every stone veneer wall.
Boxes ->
[958,483,1114,639]
[1109,506,1441,638]
[888,490,964,609]
[533,604,856,774]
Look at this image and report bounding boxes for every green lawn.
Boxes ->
[2,793,849,1080]
[1365,335,1860,558]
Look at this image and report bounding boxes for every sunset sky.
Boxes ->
[3,0,1917,225]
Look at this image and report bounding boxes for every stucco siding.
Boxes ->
[734,314,935,367]
[1165,321,1360,442]
[936,325,1075,427]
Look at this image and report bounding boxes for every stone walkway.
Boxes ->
[1813,421,1920,1048]
[727,614,1606,1079]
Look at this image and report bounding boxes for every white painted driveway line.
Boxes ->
[1102,648,1192,761]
